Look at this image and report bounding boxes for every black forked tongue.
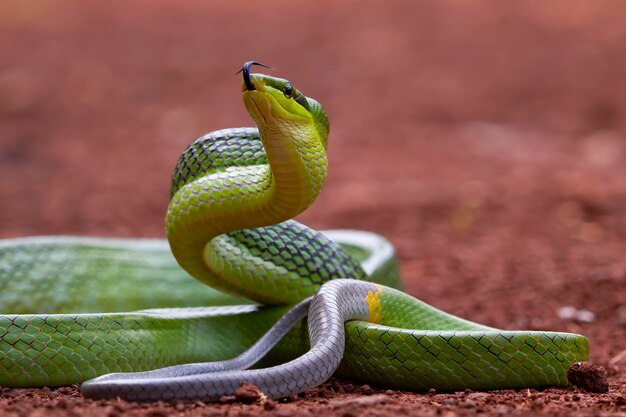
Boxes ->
[237,61,272,91]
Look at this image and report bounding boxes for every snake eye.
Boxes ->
[282,82,293,98]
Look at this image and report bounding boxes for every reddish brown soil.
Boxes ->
[1,1,625,416]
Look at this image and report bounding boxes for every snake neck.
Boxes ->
[260,124,327,218]
[165,122,328,291]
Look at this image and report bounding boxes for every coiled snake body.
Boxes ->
[0,62,588,401]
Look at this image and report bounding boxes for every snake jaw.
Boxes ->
[244,91,312,137]
[247,97,268,127]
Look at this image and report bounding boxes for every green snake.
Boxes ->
[0,62,588,401]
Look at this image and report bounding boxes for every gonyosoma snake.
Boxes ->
[0,62,588,401]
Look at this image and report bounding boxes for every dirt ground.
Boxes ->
[1,1,625,416]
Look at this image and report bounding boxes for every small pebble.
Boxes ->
[234,382,265,404]
[532,398,544,409]
[463,399,476,408]
[557,306,596,323]
[263,399,277,410]
[567,362,609,393]
[467,392,488,401]
[360,384,373,395]
[443,398,457,406]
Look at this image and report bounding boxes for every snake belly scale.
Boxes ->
[0,62,588,401]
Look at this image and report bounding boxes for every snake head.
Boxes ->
[239,61,329,145]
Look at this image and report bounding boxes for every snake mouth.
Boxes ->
[239,61,272,91]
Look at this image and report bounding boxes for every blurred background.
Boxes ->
[0,1,624,368]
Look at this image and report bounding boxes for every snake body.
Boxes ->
[0,63,588,400]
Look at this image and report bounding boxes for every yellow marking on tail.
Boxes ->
[365,285,383,323]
